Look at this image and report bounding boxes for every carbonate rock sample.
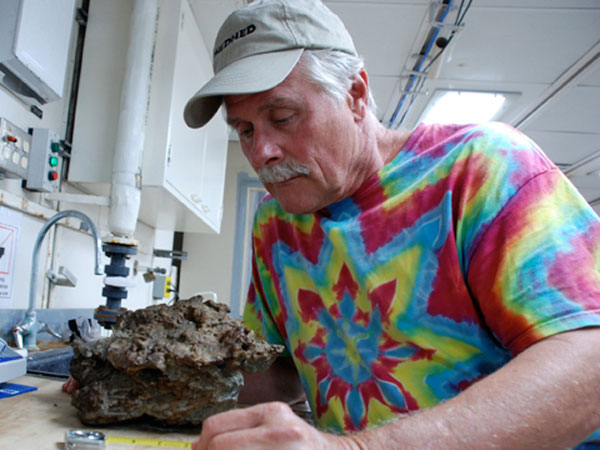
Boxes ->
[69,296,284,425]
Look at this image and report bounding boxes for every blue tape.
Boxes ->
[0,382,38,398]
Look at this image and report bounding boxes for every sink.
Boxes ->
[27,346,73,378]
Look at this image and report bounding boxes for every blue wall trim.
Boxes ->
[229,172,265,319]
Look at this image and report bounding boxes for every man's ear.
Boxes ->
[347,69,370,121]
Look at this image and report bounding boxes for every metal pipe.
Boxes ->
[13,209,103,349]
[29,210,103,311]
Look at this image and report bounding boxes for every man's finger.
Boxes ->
[194,418,308,450]
[193,403,295,450]
[62,376,79,393]
[194,404,268,449]
[194,427,271,450]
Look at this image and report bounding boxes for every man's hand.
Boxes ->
[192,402,357,450]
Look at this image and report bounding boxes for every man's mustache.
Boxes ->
[258,161,311,184]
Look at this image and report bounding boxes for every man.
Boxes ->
[184,0,600,448]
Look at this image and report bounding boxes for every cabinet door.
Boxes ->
[198,113,228,229]
[163,0,227,232]
[164,1,210,207]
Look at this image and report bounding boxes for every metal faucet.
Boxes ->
[12,210,103,350]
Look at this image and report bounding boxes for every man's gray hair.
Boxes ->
[299,49,377,113]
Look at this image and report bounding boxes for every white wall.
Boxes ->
[179,140,254,308]
[0,6,174,314]
[0,0,246,319]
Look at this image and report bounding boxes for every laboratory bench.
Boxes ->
[0,375,200,449]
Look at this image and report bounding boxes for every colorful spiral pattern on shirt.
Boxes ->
[243,122,600,439]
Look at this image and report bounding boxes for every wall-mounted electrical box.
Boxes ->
[0,0,76,105]
[0,118,63,190]
[25,128,62,192]
[0,117,30,179]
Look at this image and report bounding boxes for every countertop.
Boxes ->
[0,375,200,449]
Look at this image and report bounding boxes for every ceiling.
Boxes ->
[190,0,600,212]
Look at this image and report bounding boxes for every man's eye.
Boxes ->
[238,126,253,137]
[274,115,293,125]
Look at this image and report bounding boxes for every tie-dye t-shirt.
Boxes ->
[242,122,600,438]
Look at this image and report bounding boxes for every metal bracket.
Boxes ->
[398,89,428,96]
[429,1,459,24]
[47,265,77,287]
[142,268,167,283]
[153,249,188,260]
[42,192,110,206]
[432,22,465,31]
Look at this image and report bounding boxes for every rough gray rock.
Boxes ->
[70,296,284,425]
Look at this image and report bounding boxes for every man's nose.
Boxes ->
[250,131,283,167]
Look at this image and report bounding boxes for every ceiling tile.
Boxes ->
[474,0,600,7]
[520,85,600,133]
[326,2,429,77]
[580,60,600,87]
[437,6,600,84]
[523,130,600,166]
[574,186,600,204]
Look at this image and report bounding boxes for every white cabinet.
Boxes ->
[0,0,76,104]
[69,0,228,233]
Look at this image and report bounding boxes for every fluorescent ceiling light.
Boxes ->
[419,90,516,125]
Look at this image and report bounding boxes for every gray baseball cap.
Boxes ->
[183,0,357,128]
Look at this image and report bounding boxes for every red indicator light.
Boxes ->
[48,171,59,181]
[6,135,17,143]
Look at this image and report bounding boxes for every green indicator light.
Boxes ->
[50,142,61,153]
[49,156,59,167]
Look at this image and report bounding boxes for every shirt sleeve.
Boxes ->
[467,166,600,355]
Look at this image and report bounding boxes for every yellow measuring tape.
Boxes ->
[106,435,192,448]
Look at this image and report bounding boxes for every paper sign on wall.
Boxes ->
[0,207,21,308]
